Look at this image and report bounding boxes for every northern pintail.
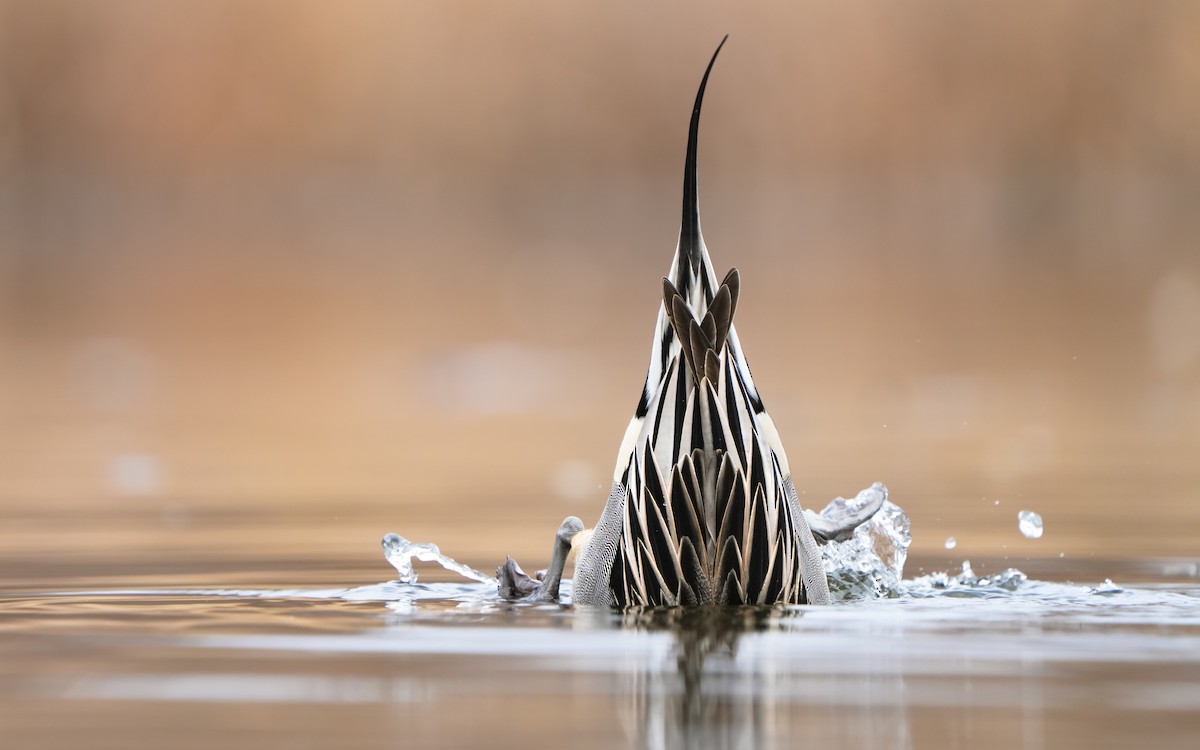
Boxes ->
[500,38,882,606]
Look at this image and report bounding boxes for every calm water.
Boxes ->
[4,556,1200,750]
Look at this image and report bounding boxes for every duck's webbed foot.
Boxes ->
[497,516,584,602]
[806,482,889,543]
[496,556,542,599]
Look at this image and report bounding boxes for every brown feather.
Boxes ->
[721,267,741,321]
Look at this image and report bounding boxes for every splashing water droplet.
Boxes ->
[1018,510,1044,539]
[944,537,957,550]
[381,533,496,585]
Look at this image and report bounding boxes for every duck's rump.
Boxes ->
[572,355,829,607]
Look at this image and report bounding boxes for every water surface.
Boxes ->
[4,560,1199,750]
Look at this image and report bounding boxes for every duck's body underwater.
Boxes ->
[499,38,881,607]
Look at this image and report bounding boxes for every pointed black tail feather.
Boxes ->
[679,36,728,275]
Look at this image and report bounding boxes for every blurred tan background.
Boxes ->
[1,1,1198,584]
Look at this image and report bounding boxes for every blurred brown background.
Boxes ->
[1,1,1197,584]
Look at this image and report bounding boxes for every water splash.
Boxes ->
[1018,510,1044,538]
[905,559,1028,598]
[1089,578,1125,595]
[374,492,1074,607]
[381,533,496,585]
[820,485,912,601]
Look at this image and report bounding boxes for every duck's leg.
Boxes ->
[497,516,584,602]
[535,516,584,600]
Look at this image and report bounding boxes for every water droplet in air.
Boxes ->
[1018,510,1044,539]
[944,537,957,550]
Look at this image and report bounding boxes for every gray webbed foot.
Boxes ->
[497,516,585,602]
[496,556,542,599]
[806,482,888,543]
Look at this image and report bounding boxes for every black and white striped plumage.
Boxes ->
[572,38,830,607]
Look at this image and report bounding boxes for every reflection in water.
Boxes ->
[613,606,910,749]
